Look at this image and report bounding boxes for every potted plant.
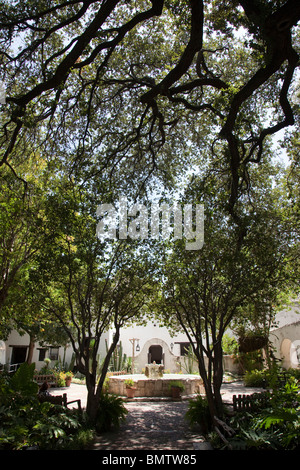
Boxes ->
[169,380,185,399]
[64,371,74,387]
[124,378,137,398]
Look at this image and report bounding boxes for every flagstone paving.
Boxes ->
[92,401,207,451]
[50,381,263,450]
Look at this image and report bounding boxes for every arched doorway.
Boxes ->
[148,345,164,364]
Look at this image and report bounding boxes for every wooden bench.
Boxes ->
[38,393,81,410]
[33,374,57,387]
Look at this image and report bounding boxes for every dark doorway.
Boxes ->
[148,345,163,364]
[11,346,27,365]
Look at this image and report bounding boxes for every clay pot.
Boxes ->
[126,387,137,398]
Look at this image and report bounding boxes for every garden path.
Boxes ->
[50,381,263,450]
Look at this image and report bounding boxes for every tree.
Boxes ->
[0,154,52,338]
[160,162,298,420]
[30,178,155,422]
[0,1,299,213]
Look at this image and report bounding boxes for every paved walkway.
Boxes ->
[50,381,263,451]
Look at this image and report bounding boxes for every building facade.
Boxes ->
[1,302,299,374]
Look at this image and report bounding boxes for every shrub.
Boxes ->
[243,369,266,387]
[223,378,300,450]
[168,380,185,391]
[95,393,128,433]
[185,395,212,432]
[0,363,94,450]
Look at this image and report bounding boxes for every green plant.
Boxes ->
[54,371,67,387]
[0,364,94,450]
[124,378,135,388]
[182,344,197,374]
[224,378,300,450]
[44,357,51,369]
[1,363,39,402]
[106,340,128,372]
[243,369,266,388]
[95,393,128,432]
[222,334,239,355]
[185,395,212,432]
[168,380,185,391]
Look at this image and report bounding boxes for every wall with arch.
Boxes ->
[134,337,181,373]
[269,321,300,369]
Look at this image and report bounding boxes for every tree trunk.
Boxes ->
[86,386,98,423]
[197,345,224,420]
[85,328,121,423]
[197,354,217,420]
[212,343,224,417]
[26,336,35,364]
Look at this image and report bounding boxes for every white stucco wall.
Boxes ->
[108,320,195,373]
[269,301,300,369]
[3,301,299,373]
[3,330,75,370]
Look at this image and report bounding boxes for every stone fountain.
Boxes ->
[144,362,164,378]
[108,363,204,398]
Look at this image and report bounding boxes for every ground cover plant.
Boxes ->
[224,378,300,450]
[212,367,300,450]
[0,363,95,450]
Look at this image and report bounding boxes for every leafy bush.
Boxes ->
[223,378,300,450]
[222,334,239,355]
[185,395,212,432]
[0,363,94,450]
[244,365,300,389]
[95,393,128,433]
[243,369,266,387]
[169,380,185,391]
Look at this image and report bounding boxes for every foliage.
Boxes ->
[124,378,136,388]
[243,369,267,388]
[0,363,94,450]
[10,363,38,397]
[185,395,212,432]
[0,0,299,434]
[222,335,239,356]
[168,380,185,391]
[159,163,296,420]
[106,340,129,372]
[181,344,198,374]
[233,350,264,375]
[244,366,300,389]
[95,393,128,433]
[222,378,300,450]
[1,0,299,215]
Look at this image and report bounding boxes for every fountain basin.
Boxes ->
[108,373,204,398]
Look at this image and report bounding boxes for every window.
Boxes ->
[38,348,47,361]
[10,346,27,364]
[49,347,59,361]
[179,343,191,356]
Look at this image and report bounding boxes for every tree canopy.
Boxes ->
[0,0,299,423]
[0,0,299,210]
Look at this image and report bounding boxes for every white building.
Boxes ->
[1,302,299,374]
[0,320,195,374]
[107,320,197,374]
[269,300,300,369]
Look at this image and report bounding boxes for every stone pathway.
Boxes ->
[92,401,208,451]
[50,381,263,451]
